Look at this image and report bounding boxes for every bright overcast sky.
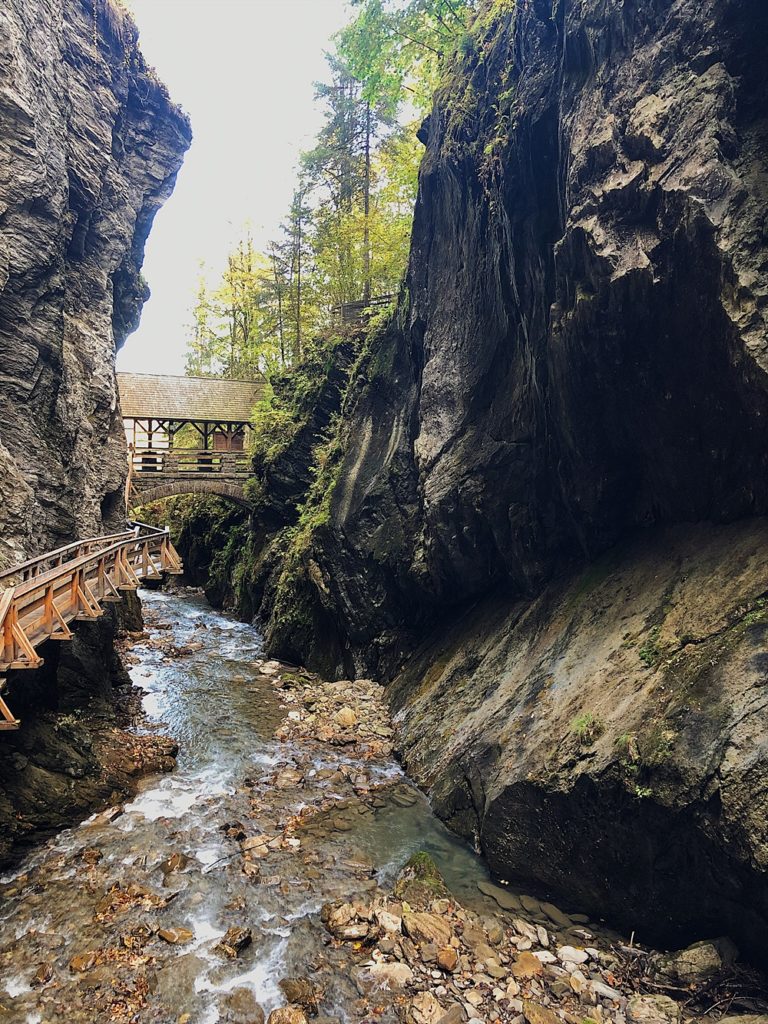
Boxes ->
[117,0,350,375]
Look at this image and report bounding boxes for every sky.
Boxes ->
[116,0,350,375]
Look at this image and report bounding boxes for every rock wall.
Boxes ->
[0,0,191,564]
[258,0,768,962]
[267,0,768,677]
[0,594,178,869]
[0,0,189,862]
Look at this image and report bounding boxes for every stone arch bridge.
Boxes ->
[118,372,262,511]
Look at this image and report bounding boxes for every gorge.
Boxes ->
[1,0,768,1021]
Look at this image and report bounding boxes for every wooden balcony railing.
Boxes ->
[131,448,250,476]
[0,522,183,730]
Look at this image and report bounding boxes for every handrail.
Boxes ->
[0,530,135,586]
[9,532,157,599]
[0,525,183,728]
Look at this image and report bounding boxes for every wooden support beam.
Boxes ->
[0,524,183,730]
[0,694,19,731]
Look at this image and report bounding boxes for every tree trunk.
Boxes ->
[363,100,371,305]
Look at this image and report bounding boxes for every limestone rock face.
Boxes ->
[260,0,768,965]
[0,0,191,561]
[269,0,768,676]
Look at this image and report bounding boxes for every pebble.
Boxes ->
[557,945,589,965]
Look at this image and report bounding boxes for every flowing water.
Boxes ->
[0,589,493,1023]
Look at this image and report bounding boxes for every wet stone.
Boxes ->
[158,926,194,945]
[215,925,253,957]
[279,977,319,1015]
[268,1009,308,1024]
[220,987,266,1024]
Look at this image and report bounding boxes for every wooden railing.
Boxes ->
[332,294,394,325]
[131,448,250,476]
[0,522,183,730]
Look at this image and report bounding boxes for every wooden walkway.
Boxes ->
[0,522,182,730]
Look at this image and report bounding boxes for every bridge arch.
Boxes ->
[129,480,250,511]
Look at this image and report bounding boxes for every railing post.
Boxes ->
[3,610,15,667]
[44,583,54,633]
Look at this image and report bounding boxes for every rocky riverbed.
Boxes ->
[0,591,764,1023]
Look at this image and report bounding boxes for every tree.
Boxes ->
[336,0,475,115]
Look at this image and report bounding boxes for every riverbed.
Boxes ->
[0,589,495,1023]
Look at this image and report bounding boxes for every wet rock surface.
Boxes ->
[1,590,765,1022]
[390,521,768,964]
[0,593,177,870]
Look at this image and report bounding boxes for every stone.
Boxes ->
[532,951,557,964]
[540,903,572,929]
[158,927,194,945]
[410,991,445,1024]
[557,945,589,965]
[279,978,318,1015]
[69,952,97,973]
[436,1007,466,1024]
[438,946,459,972]
[592,981,621,1001]
[219,987,266,1024]
[215,926,253,957]
[403,911,453,947]
[649,939,736,985]
[357,961,414,990]
[334,707,358,728]
[626,995,681,1024]
[32,962,53,986]
[160,851,190,874]
[376,909,403,934]
[477,881,522,911]
[268,1010,308,1024]
[511,952,544,978]
[523,1001,560,1024]
[484,917,505,945]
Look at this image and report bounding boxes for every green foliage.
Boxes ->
[186,235,292,379]
[638,626,662,667]
[336,0,476,116]
[183,0,472,384]
[571,712,604,746]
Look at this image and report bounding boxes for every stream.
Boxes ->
[0,589,495,1023]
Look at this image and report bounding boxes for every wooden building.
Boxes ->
[117,372,264,453]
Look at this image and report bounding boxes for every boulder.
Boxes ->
[627,995,681,1024]
[279,978,319,1015]
[356,961,414,991]
[219,987,266,1024]
[649,938,737,985]
[402,911,453,948]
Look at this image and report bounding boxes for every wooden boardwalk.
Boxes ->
[0,522,182,730]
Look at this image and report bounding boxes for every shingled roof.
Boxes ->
[117,372,264,423]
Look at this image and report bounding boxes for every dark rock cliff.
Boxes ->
[259,0,768,962]
[0,0,189,860]
[0,0,191,565]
